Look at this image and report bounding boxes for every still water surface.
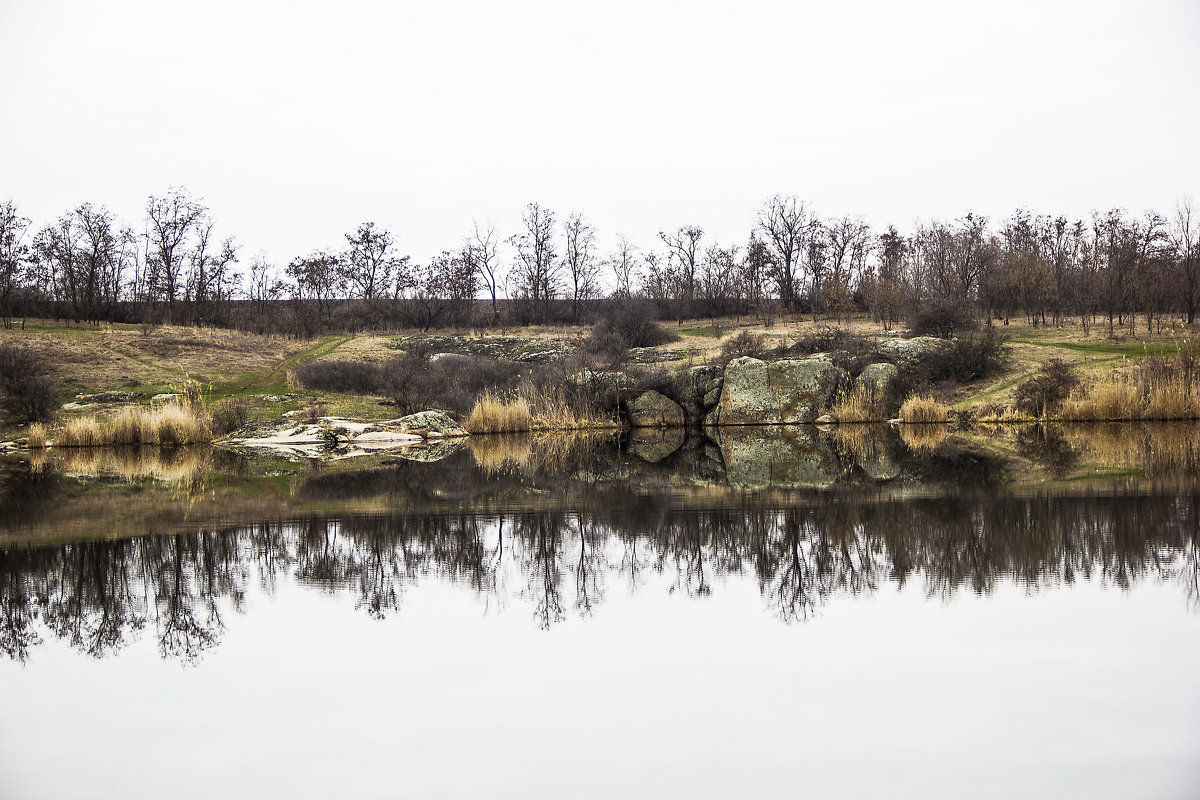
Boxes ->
[1,423,1199,799]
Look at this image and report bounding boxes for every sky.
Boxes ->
[1,0,1197,277]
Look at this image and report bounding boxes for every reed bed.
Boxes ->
[465,382,619,434]
[55,445,210,488]
[53,405,212,447]
[899,422,951,451]
[898,395,954,424]
[1059,371,1200,421]
[26,422,46,449]
[829,387,885,423]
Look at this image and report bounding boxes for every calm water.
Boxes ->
[2,424,1199,799]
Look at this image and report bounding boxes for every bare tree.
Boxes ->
[0,201,31,328]
[401,250,477,331]
[187,221,239,325]
[607,235,640,299]
[508,202,558,322]
[757,195,814,310]
[562,212,599,320]
[286,250,343,323]
[145,188,207,314]
[465,221,502,326]
[341,221,407,300]
[1172,198,1200,324]
[658,225,704,308]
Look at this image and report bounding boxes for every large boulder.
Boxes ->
[391,410,469,438]
[629,427,686,463]
[707,357,851,426]
[712,425,839,489]
[628,390,686,428]
[668,364,724,422]
[876,336,955,368]
[854,362,899,403]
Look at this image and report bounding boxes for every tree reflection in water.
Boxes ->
[2,490,1198,662]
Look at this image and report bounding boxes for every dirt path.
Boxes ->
[241,335,353,393]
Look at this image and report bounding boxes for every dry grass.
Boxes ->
[1060,378,1142,421]
[465,390,534,433]
[829,387,885,423]
[898,395,954,424]
[53,405,212,447]
[26,422,46,449]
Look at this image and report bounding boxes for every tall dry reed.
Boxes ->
[26,422,46,449]
[898,395,953,424]
[52,405,213,447]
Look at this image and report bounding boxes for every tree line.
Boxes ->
[1,189,1197,335]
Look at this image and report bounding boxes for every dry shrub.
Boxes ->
[973,403,1028,423]
[718,331,769,364]
[829,387,884,422]
[1013,359,1078,418]
[898,395,953,424]
[465,391,534,434]
[155,405,211,445]
[26,422,46,449]
[211,398,251,435]
[111,408,154,445]
[0,342,57,423]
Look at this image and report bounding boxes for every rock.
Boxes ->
[854,362,898,402]
[875,336,955,367]
[261,394,296,403]
[393,439,466,462]
[628,346,684,364]
[390,410,469,438]
[61,402,88,411]
[151,393,179,403]
[708,357,851,426]
[815,414,836,425]
[669,365,724,422]
[628,390,686,428]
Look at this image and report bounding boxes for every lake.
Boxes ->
[2,423,1199,799]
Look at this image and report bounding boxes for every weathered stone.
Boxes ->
[854,362,899,402]
[815,414,836,425]
[628,390,686,428]
[629,427,686,462]
[391,410,469,438]
[876,336,955,367]
[667,364,723,422]
[708,357,851,426]
[569,369,633,393]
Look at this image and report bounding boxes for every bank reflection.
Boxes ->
[3,489,1197,662]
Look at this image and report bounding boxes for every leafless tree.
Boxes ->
[562,212,599,320]
[606,235,640,299]
[508,202,559,322]
[757,195,814,310]
[285,250,342,324]
[145,188,207,313]
[1172,198,1200,324]
[341,221,407,300]
[0,201,32,328]
[465,221,502,325]
[658,225,704,307]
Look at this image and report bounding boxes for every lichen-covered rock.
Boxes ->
[854,362,898,402]
[876,336,955,367]
[392,410,469,438]
[663,364,723,423]
[568,369,633,393]
[628,390,686,428]
[708,357,851,426]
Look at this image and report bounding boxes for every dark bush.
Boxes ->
[586,299,678,363]
[908,298,978,338]
[788,325,865,356]
[293,359,386,395]
[1013,359,1079,418]
[211,398,251,435]
[0,343,57,423]
[921,331,1009,383]
[718,331,769,363]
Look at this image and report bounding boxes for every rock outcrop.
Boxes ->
[854,362,899,402]
[706,357,851,426]
[875,336,954,368]
[391,410,468,438]
[668,365,723,423]
[627,390,686,428]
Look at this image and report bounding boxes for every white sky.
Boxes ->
[1,0,1197,273]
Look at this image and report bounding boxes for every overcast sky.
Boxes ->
[1,0,1197,273]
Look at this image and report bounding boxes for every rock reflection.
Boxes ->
[3,490,1198,662]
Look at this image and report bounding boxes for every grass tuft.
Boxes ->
[898,395,953,424]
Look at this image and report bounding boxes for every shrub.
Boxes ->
[907,297,978,338]
[211,398,251,435]
[718,331,769,363]
[1013,359,1079,418]
[586,299,677,363]
[293,359,385,395]
[0,343,57,423]
[788,325,865,356]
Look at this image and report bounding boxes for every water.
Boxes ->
[2,424,1199,799]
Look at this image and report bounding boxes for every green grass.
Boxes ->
[679,327,723,339]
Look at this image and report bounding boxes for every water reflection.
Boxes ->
[3,490,1197,662]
